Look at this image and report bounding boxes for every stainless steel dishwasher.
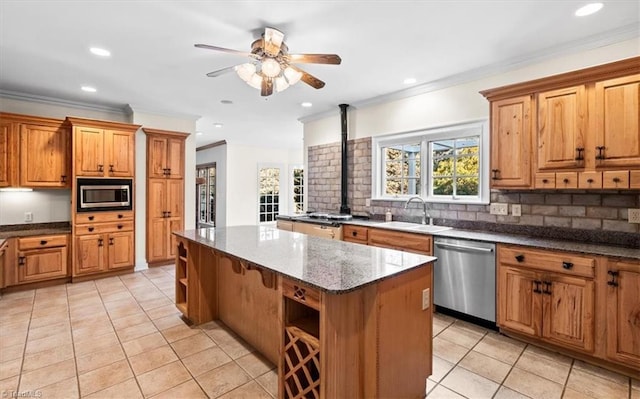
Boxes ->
[433,237,496,322]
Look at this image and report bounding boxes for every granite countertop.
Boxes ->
[0,222,71,239]
[344,220,640,260]
[174,226,436,294]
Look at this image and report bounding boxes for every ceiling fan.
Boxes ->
[195,27,341,96]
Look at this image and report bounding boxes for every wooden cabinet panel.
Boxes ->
[578,171,603,189]
[167,218,183,260]
[147,179,166,219]
[148,218,168,262]
[147,135,185,179]
[0,120,15,187]
[602,170,630,189]
[167,179,184,218]
[19,124,70,187]
[537,86,586,170]
[343,225,368,244]
[166,138,185,179]
[75,211,133,224]
[555,172,578,189]
[368,228,432,255]
[631,170,640,189]
[293,222,341,240]
[18,235,67,250]
[17,247,68,283]
[498,266,540,336]
[535,173,556,189]
[606,260,640,367]
[105,130,135,177]
[74,126,105,176]
[499,245,595,278]
[542,275,594,352]
[594,74,640,169]
[108,231,134,270]
[490,96,532,188]
[276,220,294,231]
[75,235,106,275]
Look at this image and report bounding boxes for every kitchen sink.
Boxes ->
[377,221,452,234]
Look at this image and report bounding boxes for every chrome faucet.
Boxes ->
[404,196,432,225]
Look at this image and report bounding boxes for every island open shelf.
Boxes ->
[174,226,435,398]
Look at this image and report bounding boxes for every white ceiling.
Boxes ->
[0,1,638,149]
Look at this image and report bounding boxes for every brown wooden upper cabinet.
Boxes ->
[0,113,70,188]
[67,117,140,178]
[147,134,185,179]
[481,57,640,190]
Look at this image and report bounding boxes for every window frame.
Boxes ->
[196,162,216,228]
[372,120,489,204]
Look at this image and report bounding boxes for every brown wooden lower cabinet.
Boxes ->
[15,234,69,284]
[74,231,134,276]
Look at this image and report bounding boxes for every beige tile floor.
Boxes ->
[0,266,637,399]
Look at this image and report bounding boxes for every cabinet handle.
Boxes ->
[542,281,552,295]
[575,147,584,161]
[88,227,94,232]
[40,240,48,246]
[491,169,501,180]
[61,175,67,183]
[18,256,25,266]
[352,231,357,237]
[563,178,569,184]
[533,280,542,294]
[109,165,114,173]
[587,178,594,184]
[162,211,168,218]
[109,238,114,245]
[98,238,103,247]
[607,270,619,287]
[88,216,94,221]
[515,254,525,263]
[542,179,549,184]
[167,211,171,217]
[117,224,123,229]
[117,214,123,219]
[595,146,606,160]
[98,164,104,172]
[612,177,621,183]
[562,261,573,270]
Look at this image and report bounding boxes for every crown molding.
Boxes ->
[299,23,639,124]
[0,89,126,114]
[125,104,201,122]
[196,140,227,152]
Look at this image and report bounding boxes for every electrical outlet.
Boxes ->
[422,288,430,310]
[365,198,371,207]
[489,203,508,215]
[512,204,522,217]
[628,208,640,224]
[24,212,33,222]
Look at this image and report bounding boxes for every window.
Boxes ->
[291,166,304,214]
[259,167,280,223]
[373,120,489,204]
[196,163,216,227]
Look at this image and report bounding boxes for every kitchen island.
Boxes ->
[173,226,436,399]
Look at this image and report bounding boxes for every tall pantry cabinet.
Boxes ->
[143,128,188,266]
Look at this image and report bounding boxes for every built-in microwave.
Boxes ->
[76,178,133,212]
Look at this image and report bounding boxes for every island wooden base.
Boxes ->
[176,237,433,399]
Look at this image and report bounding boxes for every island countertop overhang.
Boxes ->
[173,226,436,294]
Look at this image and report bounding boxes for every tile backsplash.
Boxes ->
[307,138,640,238]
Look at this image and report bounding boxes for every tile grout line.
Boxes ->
[14,290,35,396]
[66,282,84,399]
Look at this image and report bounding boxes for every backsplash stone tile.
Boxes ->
[307,138,640,245]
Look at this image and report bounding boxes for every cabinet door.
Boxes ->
[147,179,167,218]
[166,137,185,179]
[498,266,540,337]
[594,74,640,168]
[542,274,594,352]
[19,124,70,187]
[167,218,183,260]
[167,179,184,219]
[537,86,586,170]
[108,231,134,270]
[148,136,168,179]
[147,218,168,263]
[490,96,532,188]
[0,121,17,187]
[75,127,104,176]
[75,234,106,275]
[606,261,640,367]
[17,247,68,283]
[105,130,135,177]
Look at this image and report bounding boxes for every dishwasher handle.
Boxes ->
[435,242,494,253]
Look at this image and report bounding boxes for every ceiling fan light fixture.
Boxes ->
[275,76,290,92]
[247,74,263,90]
[284,67,303,85]
[260,58,281,78]
[235,63,256,81]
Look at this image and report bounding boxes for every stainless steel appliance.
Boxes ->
[433,237,496,322]
[77,178,133,212]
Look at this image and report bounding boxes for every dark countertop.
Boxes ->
[0,222,71,239]
[277,215,639,260]
[174,226,436,294]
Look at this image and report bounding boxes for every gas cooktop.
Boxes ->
[306,212,353,221]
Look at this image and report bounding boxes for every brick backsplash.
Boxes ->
[307,138,640,236]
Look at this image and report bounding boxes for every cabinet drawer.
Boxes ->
[535,173,556,189]
[630,170,640,189]
[18,234,67,250]
[368,228,432,255]
[282,279,321,311]
[75,221,134,235]
[555,172,578,189]
[75,211,133,224]
[578,172,602,189]
[343,225,368,244]
[499,245,595,278]
[602,171,629,189]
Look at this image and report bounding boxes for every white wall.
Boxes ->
[304,38,640,146]
[195,143,303,226]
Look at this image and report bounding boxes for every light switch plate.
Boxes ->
[490,203,508,215]
[628,208,640,224]
[512,204,522,217]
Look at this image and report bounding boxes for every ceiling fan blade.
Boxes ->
[287,53,342,65]
[261,78,274,96]
[289,65,325,89]
[194,44,260,59]
[206,65,237,77]
[263,27,285,57]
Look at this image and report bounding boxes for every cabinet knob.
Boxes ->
[61,175,67,183]
[97,238,103,247]
[491,169,501,180]
[542,179,548,184]
[109,238,114,245]
[595,146,606,160]
[88,216,94,221]
[117,214,123,219]
[542,281,552,295]
[587,178,594,184]
[515,254,525,262]
[88,227,94,232]
[533,280,542,294]
[607,270,619,287]
[563,178,569,184]
[612,177,621,183]
[117,224,123,229]
[562,261,573,270]
[40,240,47,246]
[17,256,25,266]
[574,147,584,161]
[98,164,104,172]
[109,165,114,173]
[352,231,357,237]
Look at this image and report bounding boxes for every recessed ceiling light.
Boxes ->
[575,3,603,16]
[90,47,111,57]
[196,131,203,136]
[81,86,97,92]
[301,102,313,108]
[213,123,223,128]
[403,78,417,84]
[220,100,233,105]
